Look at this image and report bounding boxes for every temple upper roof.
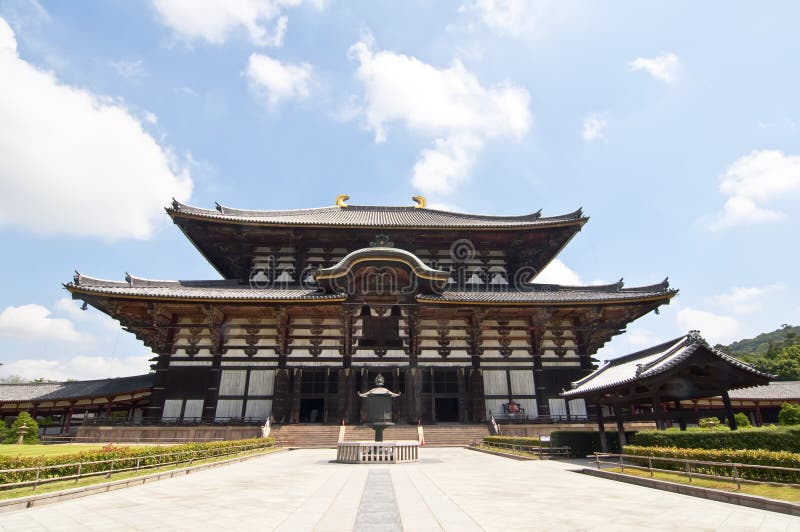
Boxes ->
[168,199,586,229]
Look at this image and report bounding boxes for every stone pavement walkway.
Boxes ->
[1,448,799,531]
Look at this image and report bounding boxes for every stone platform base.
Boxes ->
[74,425,262,443]
[337,441,419,463]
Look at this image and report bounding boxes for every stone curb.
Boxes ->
[466,446,537,461]
[0,448,288,514]
[580,467,800,517]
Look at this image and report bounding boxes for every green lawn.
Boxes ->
[607,467,800,503]
[0,446,282,500]
[475,444,541,459]
[0,444,105,458]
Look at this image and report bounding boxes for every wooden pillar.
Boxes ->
[597,403,608,453]
[614,404,627,448]
[272,369,290,423]
[392,367,401,422]
[105,398,113,419]
[406,367,420,423]
[469,369,485,422]
[290,368,302,424]
[457,367,467,423]
[652,395,665,430]
[337,368,349,424]
[754,403,763,426]
[722,390,737,430]
[64,403,75,432]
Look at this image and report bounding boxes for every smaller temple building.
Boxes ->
[561,331,772,449]
[0,375,152,433]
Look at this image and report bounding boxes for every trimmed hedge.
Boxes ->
[632,426,800,452]
[0,438,275,485]
[550,431,635,457]
[483,436,540,446]
[624,445,800,484]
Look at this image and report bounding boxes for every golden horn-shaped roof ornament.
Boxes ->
[412,195,426,209]
[335,194,349,208]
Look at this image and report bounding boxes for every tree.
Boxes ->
[698,416,722,428]
[4,412,40,444]
[743,345,800,381]
[778,403,800,426]
[734,412,751,428]
[0,419,7,442]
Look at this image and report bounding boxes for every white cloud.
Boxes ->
[109,58,144,80]
[708,150,800,230]
[0,18,192,240]
[677,308,740,344]
[150,0,321,47]
[629,52,680,83]
[459,0,568,38]
[411,134,481,195]
[708,285,778,315]
[0,355,150,381]
[348,35,531,196]
[245,53,312,108]
[0,303,85,342]
[533,259,582,285]
[625,328,661,348]
[582,113,606,142]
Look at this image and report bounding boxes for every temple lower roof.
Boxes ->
[0,374,154,403]
[67,274,676,305]
[168,200,587,229]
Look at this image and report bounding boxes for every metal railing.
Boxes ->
[593,453,800,488]
[489,413,593,424]
[476,440,571,458]
[41,435,227,445]
[0,441,277,493]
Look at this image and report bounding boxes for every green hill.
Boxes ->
[725,325,800,356]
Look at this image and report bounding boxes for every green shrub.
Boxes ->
[0,419,7,442]
[697,417,730,431]
[550,430,635,457]
[4,413,39,444]
[778,403,800,426]
[632,425,800,452]
[734,412,751,428]
[483,435,540,447]
[0,438,275,485]
[624,445,800,483]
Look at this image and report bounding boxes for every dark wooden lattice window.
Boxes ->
[359,313,402,348]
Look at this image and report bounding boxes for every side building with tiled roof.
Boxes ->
[65,196,677,426]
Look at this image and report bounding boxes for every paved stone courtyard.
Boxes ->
[2,448,799,531]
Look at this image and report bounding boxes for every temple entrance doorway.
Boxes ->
[434,398,459,422]
[299,398,325,423]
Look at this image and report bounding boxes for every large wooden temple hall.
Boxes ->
[59,196,678,426]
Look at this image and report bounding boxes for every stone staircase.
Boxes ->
[272,423,488,448]
[420,424,489,446]
[270,424,341,448]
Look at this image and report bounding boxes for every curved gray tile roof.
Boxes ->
[167,200,587,229]
[729,381,800,401]
[561,332,771,399]
[67,275,675,304]
[0,374,154,403]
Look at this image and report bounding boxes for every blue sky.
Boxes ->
[0,0,798,380]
